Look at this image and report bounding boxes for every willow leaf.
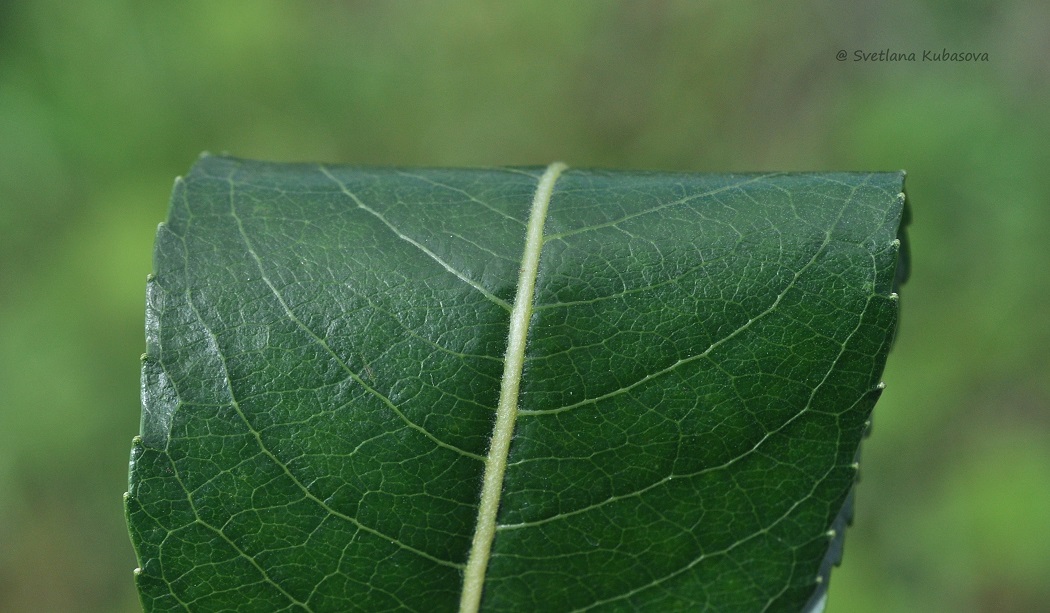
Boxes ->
[126,156,908,612]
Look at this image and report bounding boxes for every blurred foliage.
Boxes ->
[1,1,1047,611]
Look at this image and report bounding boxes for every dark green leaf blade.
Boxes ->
[126,157,906,612]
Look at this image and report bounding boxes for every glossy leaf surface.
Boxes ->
[126,156,907,612]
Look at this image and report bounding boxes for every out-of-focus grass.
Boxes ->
[1,2,1047,611]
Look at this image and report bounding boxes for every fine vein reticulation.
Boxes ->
[459,162,568,613]
[130,158,907,613]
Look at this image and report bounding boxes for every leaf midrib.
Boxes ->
[458,162,568,613]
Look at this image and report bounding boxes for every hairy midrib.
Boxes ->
[458,162,568,613]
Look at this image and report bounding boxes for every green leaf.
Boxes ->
[126,156,907,612]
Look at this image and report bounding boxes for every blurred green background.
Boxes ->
[2,2,1048,611]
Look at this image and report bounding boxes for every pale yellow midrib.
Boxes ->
[458,162,568,613]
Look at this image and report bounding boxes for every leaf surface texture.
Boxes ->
[127,156,907,612]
